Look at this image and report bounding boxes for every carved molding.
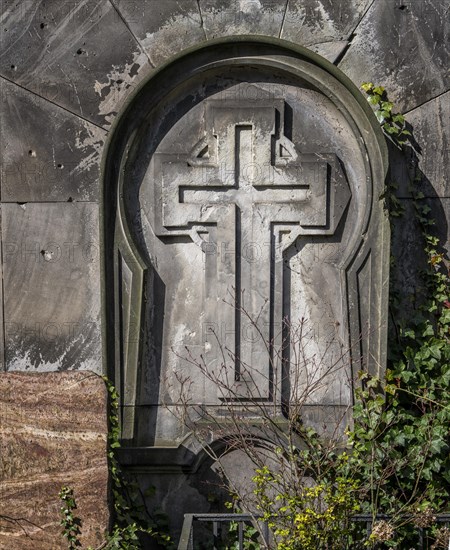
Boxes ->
[102,37,389,452]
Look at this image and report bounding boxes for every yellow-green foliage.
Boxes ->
[252,459,360,550]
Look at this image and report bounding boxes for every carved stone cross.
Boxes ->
[154,99,351,399]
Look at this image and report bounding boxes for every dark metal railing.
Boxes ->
[178,513,450,550]
[177,513,269,550]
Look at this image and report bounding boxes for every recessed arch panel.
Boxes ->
[102,37,389,454]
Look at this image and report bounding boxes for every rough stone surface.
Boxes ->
[2,203,102,372]
[391,198,449,316]
[0,0,151,127]
[0,2,448,547]
[404,91,449,198]
[281,0,372,45]
[339,0,449,113]
[386,92,449,205]
[0,77,106,202]
[199,0,286,39]
[112,0,206,66]
[0,371,109,549]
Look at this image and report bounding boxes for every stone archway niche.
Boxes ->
[103,37,389,528]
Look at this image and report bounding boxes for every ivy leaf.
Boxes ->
[403,328,416,339]
[383,124,399,134]
[385,384,397,395]
[373,85,385,95]
[429,345,442,360]
[369,94,381,105]
[392,114,405,123]
[361,82,374,92]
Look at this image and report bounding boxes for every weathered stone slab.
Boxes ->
[107,43,389,474]
[339,0,449,113]
[0,371,109,549]
[112,0,206,66]
[387,92,449,201]
[0,0,151,128]
[404,92,449,198]
[2,203,102,372]
[146,90,353,408]
[199,0,286,39]
[281,0,372,45]
[391,197,449,317]
[0,77,106,202]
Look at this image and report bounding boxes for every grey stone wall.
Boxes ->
[0,0,447,373]
[0,1,448,548]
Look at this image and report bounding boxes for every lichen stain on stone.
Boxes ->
[142,11,204,66]
[238,0,262,14]
[340,19,401,106]
[6,329,101,373]
[288,2,335,36]
[94,50,148,127]
[71,121,105,180]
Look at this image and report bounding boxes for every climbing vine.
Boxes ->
[358,82,450,546]
[360,83,411,148]
[59,487,82,549]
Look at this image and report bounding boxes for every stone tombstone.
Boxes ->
[103,38,388,527]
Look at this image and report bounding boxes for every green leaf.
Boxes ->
[392,113,405,123]
[429,344,442,360]
[373,85,385,95]
[361,82,374,92]
[369,93,381,105]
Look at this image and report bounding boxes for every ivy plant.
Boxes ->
[361,82,412,147]
[59,486,82,549]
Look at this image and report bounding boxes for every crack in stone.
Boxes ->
[279,0,290,39]
[333,33,356,66]
[348,0,377,39]
[196,0,208,40]
[108,0,155,68]
[404,89,450,116]
[0,74,106,132]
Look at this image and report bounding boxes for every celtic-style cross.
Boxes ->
[154,99,351,400]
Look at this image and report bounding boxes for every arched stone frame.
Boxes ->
[101,36,389,451]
